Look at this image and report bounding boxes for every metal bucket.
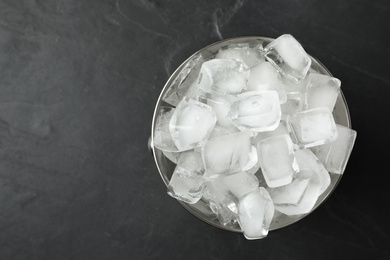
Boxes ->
[149,36,351,232]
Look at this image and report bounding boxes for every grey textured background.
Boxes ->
[0,0,389,259]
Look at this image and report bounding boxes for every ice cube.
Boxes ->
[153,107,179,152]
[215,42,265,68]
[268,176,310,205]
[280,93,304,119]
[202,131,257,177]
[287,107,338,148]
[206,94,236,128]
[238,187,274,240]
[169,97,216,151]
[256,134,299,187]
[311,124,357,174]
[228,91,281,132]
[162,54,204,106]
[265,34,311,82]
[197,59,250,94]
[295,149,330,195]
[248,62,287,103]
[220,171,259,199]
[255,120,289,142]
[162,150,181,164]
[207,124,239,141]
[304,73,341,112]
[273,169,322,216]
[167,151,205,204]
[203,181,238,226]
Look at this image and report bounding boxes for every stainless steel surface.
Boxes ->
[150,36,351,232]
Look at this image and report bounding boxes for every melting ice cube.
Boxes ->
[167,151,205,204]
[197,59,250,94]
[265,34,311,82]
[228,91,281,132]
[238,187,274,240]
[169,97,216,151]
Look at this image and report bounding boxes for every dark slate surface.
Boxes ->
[0,0,389,259]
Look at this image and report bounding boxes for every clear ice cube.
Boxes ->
[167,151,205,204]
[273,169,322,216]
[265,34,311,82]
[162,54,204,106]
[220,171,260,199]
[206,94,236,128]
[238,187,274,240]
[207,124,239,141]
[197,59,250,94]
[203,181,238,226]
[280,93,304,119]
[304,73,341,112]
[169,97,216,151]
[248,62,287,103]
[153,107,179,152]
[215,43,264,68]
[268,176,310,205]
[311,124,357,174]
[256,134,299,188]
[255,120,289,142]
[228,91,281,132]
[202,131,257,177]
[287,107,338,148]
[295,149,330,195]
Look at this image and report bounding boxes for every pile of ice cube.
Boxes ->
[153,34,357,240]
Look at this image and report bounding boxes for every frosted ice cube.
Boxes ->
[257,134,299,188]
[265,34,311,82]
[197,59,250,94]
[304,73,341,112]
[162,54,204,106]
[228,91,281,132]
[273,169,322,216]
[215,42,264,68]
[169,98,216,151]
[220,171,259,199]
[167,151,205,204]
[295,149,330,195]
[311,124,357,174]
[202,131,257,176]
[287,107,338,148]
[206,94,236,128]
[153,107,179,152]
[248,62,287,103]
[203,181,238,225]
[238,187,274,240]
